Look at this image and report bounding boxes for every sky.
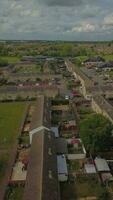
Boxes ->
[0,0,113,41]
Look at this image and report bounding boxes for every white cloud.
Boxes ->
[0,0,113,40]
[69,23,96,33]
[104,13,113,25]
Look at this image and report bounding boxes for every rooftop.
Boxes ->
[23,130,60,200]
[57,155,68,175]
[55,138,68,154]
[95,157,110,172]
[65,59,94,89]
[85,164,96,174]
[30,96,50,133]
[93,95,113,120]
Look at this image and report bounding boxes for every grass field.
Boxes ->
[5,186,24,200]
[60,175,102,199]
[0,56,20,64]
[0,102,27,181]
[0,102,27,149]
[103,54,113,61]
[76,56,88,62]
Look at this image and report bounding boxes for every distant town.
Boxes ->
[0,41,113,200]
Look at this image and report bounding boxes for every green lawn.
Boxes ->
[68,160,80,171]
[0,153,9,180]
[60,175,103,199]
[79,106,93,115]
[21,135,30,145]
[73,56,88,67]
[76,56,88,62]
[103,54,113,61]
[0,102,27,182]
[0,102,27,149]
[0,56,20,64]
[5,186,24,200]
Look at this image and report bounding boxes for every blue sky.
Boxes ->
[0,0,113,40]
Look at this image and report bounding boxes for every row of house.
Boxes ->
[65,59,94,100]
[23,96,60,200]
[23,96,69,200]
[21,56,63,62]
[82,56,105,68]
[82,56,113,71]
[91,95,113,124]
[96,61,113,71]
[65,60,113,124]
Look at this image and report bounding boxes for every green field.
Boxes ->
[60,175,103,199]
[0,102,27,181]
[103,54,113,61]
[0,56,20,64]
[0,102,27,149]
[5,186,24,200]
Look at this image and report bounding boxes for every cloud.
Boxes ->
[67,23,96,33]
[0,0,113,40]
[39,0,83,6]
[104,13,113,25]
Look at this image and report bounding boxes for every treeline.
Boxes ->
[80,114,113,155]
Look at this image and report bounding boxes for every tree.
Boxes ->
[79,114,113,154]
[97,187,111,200]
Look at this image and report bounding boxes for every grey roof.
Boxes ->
[55,138,68,154]
[23,130,60,200]
[65,59,94,90]
[92,95,113,121]
[84,56,105,63]
[30,96,50,132]
[95,158,110,172]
